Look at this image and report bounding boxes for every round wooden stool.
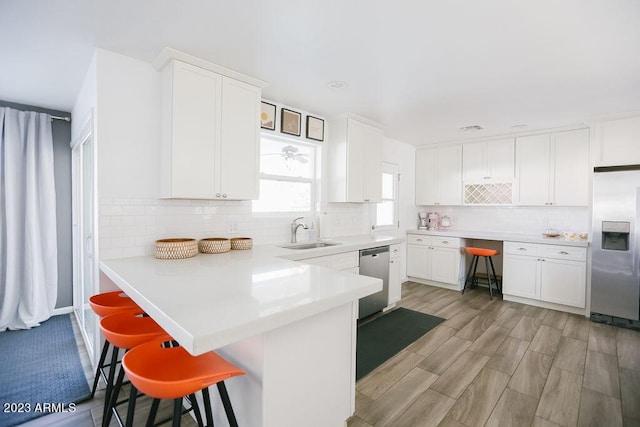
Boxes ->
[462,247,501,299]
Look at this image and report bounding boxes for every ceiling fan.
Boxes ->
[262,145,309,163]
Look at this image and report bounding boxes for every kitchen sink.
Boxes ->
[281,242,340,250]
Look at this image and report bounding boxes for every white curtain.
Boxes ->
[0,107,58,330]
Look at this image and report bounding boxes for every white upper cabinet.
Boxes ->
[160,58,261,200]
[328,117,382,203]
[593,115,640,167]
[462,138,514,183]
[552,129,590,206]
[416,145,462,205]
[515,128,589,206]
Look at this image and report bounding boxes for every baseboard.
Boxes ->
[53,306,73,315]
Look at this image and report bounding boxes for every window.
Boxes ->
[373,162,399,229]
[252,136,317,213]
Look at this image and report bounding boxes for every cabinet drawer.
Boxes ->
[432,237,461,248]
[331,251,359,270]
[503,241,542,256]
[407,234,430,246]
[390,244,402,259]
[542,245,587,262]
[299,256,330,267]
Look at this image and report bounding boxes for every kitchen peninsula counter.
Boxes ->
[99,235,401,427]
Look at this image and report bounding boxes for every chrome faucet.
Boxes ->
[290,217,308,243]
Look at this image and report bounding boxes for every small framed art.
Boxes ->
[261,101,276,130]
[306,116,324,141]
[281,108,301,136]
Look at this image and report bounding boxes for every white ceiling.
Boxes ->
[1,0,639,145]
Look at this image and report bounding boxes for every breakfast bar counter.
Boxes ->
[100,242,384,427]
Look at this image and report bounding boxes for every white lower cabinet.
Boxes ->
[406,234,462,286]
[299,252,359,271]
[298,245,404,307]
[388,244,402,305]
[503,241,586,309]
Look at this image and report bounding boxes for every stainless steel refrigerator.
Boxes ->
[591,165,640,327]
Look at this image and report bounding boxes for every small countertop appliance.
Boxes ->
[427,212,439,230]
[418,212,428,230]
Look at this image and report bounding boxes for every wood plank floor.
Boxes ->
[349,282,640,427]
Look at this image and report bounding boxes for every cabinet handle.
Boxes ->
[393,249,399,253]
[442,241,449,244]
[222,194,227,198]
[559,251,569,255]
[416,239,423,242]
[483,176,490,180]
[518,247,527,251]
[364,199,370,202]
[216,193,221,197]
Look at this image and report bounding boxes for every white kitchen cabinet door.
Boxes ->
[540,258,586,308]
[388,258,401,304]
[502,254,540,299]
[487,138,515,181]
[429,247,459,285]
[219,77,260,200]
[328,117,382,203]
[463,138,514,183]
[345,119,366,203]
[415,148,438,205]
[164,60,221,198]
[551,128,590,206]
[515,134,551,205]
[406,245,429,279]
[462,142,486,182]
[437,145,463,205]
[594,115,640,167]
[363,124,383,202]
[160,59,261,200]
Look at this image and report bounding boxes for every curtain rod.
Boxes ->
[51,115,71,122]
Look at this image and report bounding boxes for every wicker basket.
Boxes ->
[198,238,231,254]
[230,237,253,250]
[154,238,198,259]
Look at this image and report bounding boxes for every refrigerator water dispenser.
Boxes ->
[601,221,630,251]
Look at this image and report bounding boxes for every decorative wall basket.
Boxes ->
[199,238,231,254]
[230,237,253,250]
[154,238,198,259]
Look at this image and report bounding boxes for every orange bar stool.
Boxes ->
[88,291,141,398]
[462,247,501,299]
[100,310,169,427]
[115,336,245,427]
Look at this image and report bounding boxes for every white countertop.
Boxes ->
[100,235,403,355]
[407,229,589,247]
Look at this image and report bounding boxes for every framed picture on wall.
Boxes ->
[306,116,324,141]
[261,101,276,130]
[281,108,301,136]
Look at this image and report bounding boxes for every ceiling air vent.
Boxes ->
[459,125,484,132]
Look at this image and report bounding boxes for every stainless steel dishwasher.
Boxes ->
[358,246,390,319]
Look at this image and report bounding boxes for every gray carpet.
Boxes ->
[356,308,445,380]
[0,314,91,426]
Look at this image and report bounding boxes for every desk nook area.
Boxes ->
[406,230,589,315]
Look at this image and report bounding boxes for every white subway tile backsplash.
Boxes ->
[99,197,373,259]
